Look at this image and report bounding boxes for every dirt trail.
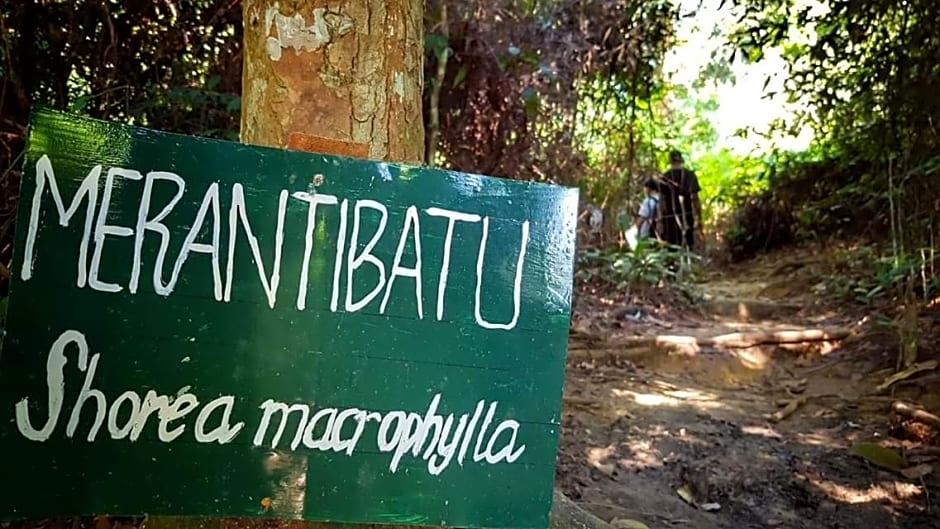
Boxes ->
[559,249,939,529]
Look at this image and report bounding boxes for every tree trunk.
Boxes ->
[241,0,425,163]
[236,3,607,529]
[238,0,424,523]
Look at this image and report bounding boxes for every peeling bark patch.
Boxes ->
[242,78,268,141]
[265,5,353,61]
[393,72,405,102]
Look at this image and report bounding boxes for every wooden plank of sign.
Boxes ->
[0,108,578,529]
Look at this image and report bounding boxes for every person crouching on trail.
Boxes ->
[647,150,702,250]
[634,179,660,241]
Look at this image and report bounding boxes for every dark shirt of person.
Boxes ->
[647,168,700,247]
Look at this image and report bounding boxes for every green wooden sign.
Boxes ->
[0,109,578,529]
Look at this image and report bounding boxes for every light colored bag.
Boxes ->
[625,224,639,250]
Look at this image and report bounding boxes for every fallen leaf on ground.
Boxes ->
[849,442,907,471]
[900,464,933,479]
[676,485,695,506]
[610,519,650,529]
[592,462,616,476]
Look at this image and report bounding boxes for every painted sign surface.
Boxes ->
[0,109,578,529]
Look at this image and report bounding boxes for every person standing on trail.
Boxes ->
[634,179,660,240]
[647,150,702,250]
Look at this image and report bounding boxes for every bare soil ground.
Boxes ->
[560,245,940,529]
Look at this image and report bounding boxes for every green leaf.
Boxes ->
[849,442,907,471]
[452,65,468,89]
[522,87,540,119]
[519,50,540,67]
[425,33,448,59]
[69,95,90,113]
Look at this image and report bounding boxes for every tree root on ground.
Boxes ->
[892,401,940,427]
[909,446,940,457]
[762,393,901,423]
[875,360,939,393]
[895,373,940,389]
[766,397,807,423]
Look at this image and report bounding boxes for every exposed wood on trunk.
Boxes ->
[287,131,369,158]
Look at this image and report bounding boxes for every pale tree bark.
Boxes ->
[242,0,425,163]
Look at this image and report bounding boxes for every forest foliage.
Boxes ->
[1,0,938,305]
[0,0,685,279]
[716,0,940,310]
[726,1,940,265]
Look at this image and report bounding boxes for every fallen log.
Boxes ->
[599,327,853,350]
